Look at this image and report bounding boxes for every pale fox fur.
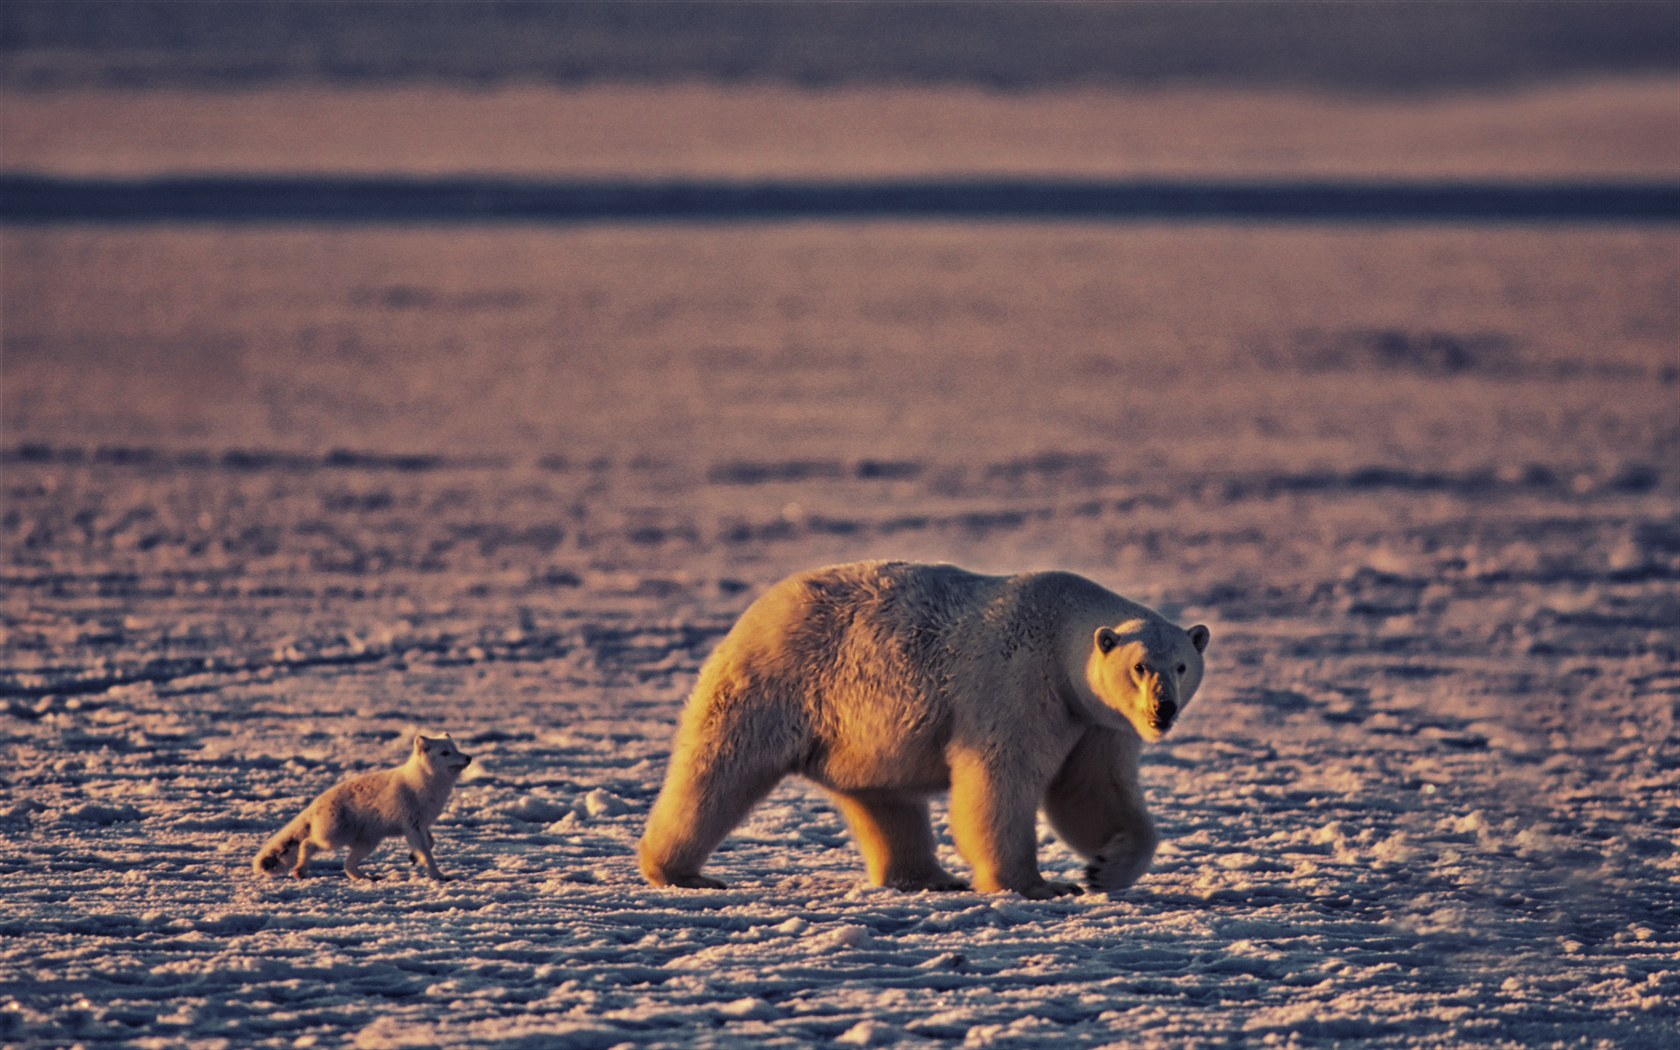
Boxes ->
[253,733,472,881]
[640,561,1209,899]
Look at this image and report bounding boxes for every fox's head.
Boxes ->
[414,733,473,777]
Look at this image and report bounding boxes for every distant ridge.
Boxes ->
[4,176,1678,225]
[4,0,1679,92]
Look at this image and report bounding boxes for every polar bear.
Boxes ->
[639,560,1209,898]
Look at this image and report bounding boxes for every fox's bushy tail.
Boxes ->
[252,811,311,877]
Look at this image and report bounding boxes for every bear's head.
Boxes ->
[1084,619,1210,742]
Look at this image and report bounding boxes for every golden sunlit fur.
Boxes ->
[639,561,1209,898]
[253,734,472,882]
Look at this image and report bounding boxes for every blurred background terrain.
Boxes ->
[6,0,1680,90]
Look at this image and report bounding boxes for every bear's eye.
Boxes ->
[1133,663,1147,676]
[1177,664,1187,675]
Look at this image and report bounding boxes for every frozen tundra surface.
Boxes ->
[3,219,1680,1048]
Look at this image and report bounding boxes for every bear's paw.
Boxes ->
[1019,879,1084,900]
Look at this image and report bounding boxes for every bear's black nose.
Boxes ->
[1154,699,1178,728]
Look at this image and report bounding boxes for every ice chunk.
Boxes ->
[583,788,629,817]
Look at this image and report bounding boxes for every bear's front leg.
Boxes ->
[1085,827,1159,892]
[1043,728,1159,893]
[947,751,1082,899]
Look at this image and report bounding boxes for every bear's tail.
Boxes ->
[252,812,310,877]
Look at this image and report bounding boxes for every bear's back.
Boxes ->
[742,561,1147,669]
[709,561,992,718]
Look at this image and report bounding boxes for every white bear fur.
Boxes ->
[639,561,1209,898]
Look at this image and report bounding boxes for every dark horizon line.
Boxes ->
[3,175,1677,224]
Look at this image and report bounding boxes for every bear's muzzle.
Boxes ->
[1152,698,1178,732]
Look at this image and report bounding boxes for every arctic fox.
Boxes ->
[252,733,472,882]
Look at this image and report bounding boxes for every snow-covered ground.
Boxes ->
[5,84,1680,1048]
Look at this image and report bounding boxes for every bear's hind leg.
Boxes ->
[830,790,968,892]
[640,745,788,889]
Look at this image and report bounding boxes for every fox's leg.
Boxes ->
[405,826,450,881]
[409,829,435,867]
[342,840,383,882]
[291,839,319,879]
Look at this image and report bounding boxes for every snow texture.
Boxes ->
[5,89,1680,1050]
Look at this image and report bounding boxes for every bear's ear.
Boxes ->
[1187,624,1211,653]
[1096,627,1120,654]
